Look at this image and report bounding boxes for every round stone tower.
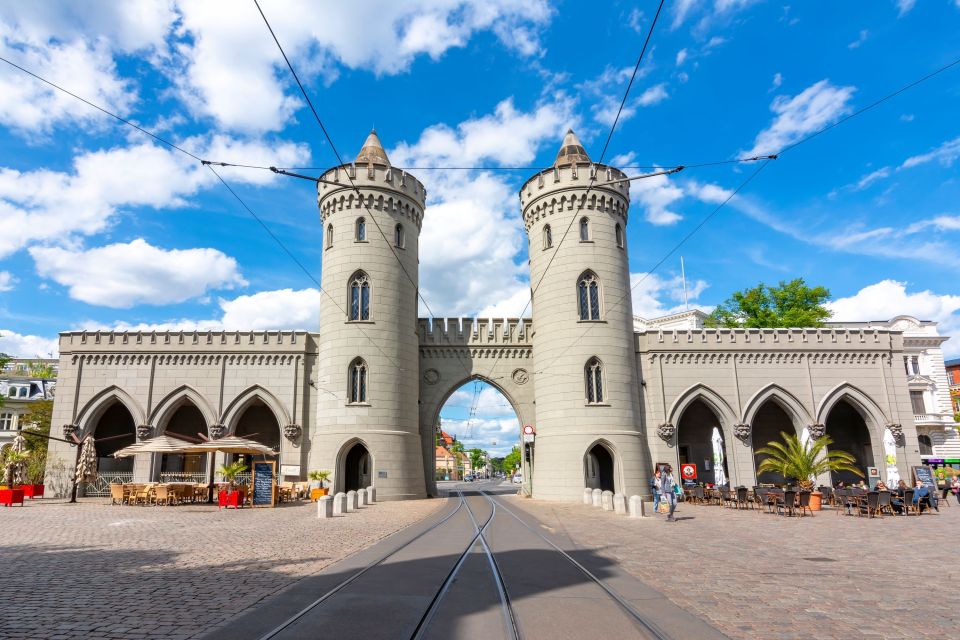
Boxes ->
[520,130,651,501]
[312,130,426,500]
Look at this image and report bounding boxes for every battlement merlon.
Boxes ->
[417,318,532,346]
[636,327,905,353]
[318,162,426,229]
[519,161,631,231]
[58,330,318,354]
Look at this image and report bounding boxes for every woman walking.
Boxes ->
[659,464,678,522]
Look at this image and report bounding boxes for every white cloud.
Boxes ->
[745,80,856,156]
[829,280,960,356]
[899,136,960,170]
[847,29,869,49]
[770,72,783,91]
[440,415,520,456]
[628,8,645,33]
[896,0,917,17]
[904,215,960,234]
[637,83,669,106]
[671,0,698,29]
[675,48,688,66]
[631,271,710,319]
[900,113,914,122]
[630,170,685,225]
[0,270,14,292]
[0,137,308,257]
[30,239,247,308]
[854,166,891,190]
[0,329,59,359]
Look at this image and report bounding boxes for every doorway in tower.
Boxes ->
[584,443,615,492]
[342,442,371,492]
[676,399,729,486]
[825,400,875,484]
[436,379,520,482]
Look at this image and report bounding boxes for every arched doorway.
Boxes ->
[752,401,797,485]
[160,402,207,480]
[918,434,933,456]
[825,399,875,484]
[92,402,136,473]
[342,442,371,492]
[233,399,281,469]
[677,399,729,485]
[584,443,615,492]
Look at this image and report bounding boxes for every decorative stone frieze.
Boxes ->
[512,368,529,385]
[656,422,675,443]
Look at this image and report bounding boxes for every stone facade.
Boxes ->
[43,131,936,501]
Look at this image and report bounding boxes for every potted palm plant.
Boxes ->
[217,461,249,509]
[755,431,864,511]
[308,470,331,500]
[1,450,29,505]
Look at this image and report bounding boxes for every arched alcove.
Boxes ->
[826,399,875,484]
[677,399,729,485]
[92,402,136,473]
[752,401,797,485]
[159,402,207,479]
[584,442,615,492]
[342,441,371,492]
[233,399,281,468]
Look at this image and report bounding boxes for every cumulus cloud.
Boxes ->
[0,329,59,358]
[899,136,960,170]
[0,270,14,292]
[629,169,685,225]
[30,239,247,308]
[579,65,663,128]
[637,83,669,106]
[675,48,688,66]
[631,271,710,319]
[440,384,521,455]
[745,80,856,157]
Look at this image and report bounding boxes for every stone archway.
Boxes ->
[751,401,797,485]
[157,401,207,479]
[90,402,136,473]
[676,399,729,486]
[337,439,372,493]
[825,399,875,484]
[584,441,616,492]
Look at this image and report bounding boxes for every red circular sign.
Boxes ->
[680,463,697,480]
[522,425,536,435]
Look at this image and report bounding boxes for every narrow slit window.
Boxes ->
[326,223,334,249]
[349,358,368,403]
[615,223,624,248]
[577,272,601,320]
[579,217,589,241]
[349,272,371,320]
[394,224,404,248]
[585,358,603,404]
[356,217,366,242]
[544,224,553,248]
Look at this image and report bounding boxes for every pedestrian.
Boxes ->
[951,475,960,506]
[650,467,661,515]
[659,463,678,522]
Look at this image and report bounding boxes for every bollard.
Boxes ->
[367,486,376,503]
[592,488,602,507]
[333,492,347,515]
[628,495,643,518]
[357,488,368,506]
[317,495,333,519]
[583,488,593,505]
[346,490,359,512]
[613,493,627,515]
[601,490,614,511]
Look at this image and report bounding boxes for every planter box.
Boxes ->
[19,484,44,499]
[809,491,823,511]
[310,488,329,501]
[218,489,246,509]
[0,488,25,507]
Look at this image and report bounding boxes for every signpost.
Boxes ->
[252,461,276,507]
[680,463,697,482]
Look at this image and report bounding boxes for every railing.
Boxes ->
[82,472,134,497]
[914,413,956,425]
[159,472,207,483]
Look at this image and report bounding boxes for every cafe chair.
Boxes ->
[776,489,797,517]
[797,491,813,517]
[877,491,894,517]
[862,491,881,518]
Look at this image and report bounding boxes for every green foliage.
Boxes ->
[219,461,248,483]
[25,361,55,379]
[755,432,863,489]
[503,445,521,473]
[489,457,505,473]
[308,469,331,487]
[451,440,465,454]
[468,448,485,472]
[705,278,832,328]
[2,449,30,487]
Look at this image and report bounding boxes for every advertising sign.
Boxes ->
[252,461,276,507]
[680,463,697,481]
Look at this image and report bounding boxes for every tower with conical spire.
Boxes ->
[519,129,651,501]
[312,130,427,500]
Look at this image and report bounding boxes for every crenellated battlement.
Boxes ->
[58,330,317,353]
[318,162,425,229]
[637,326,903,352]
[417,317,532,346]
[520,161,630,231]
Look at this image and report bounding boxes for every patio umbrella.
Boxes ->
[175,436,277,504]
[112,434,199,458]
[10,432,28,485]
[883,428,901,485]
[75,437,98,485]
[711,427,727,486]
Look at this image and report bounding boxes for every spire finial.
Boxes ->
[554,129,591,166]
[356,129,390,165]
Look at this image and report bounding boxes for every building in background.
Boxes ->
[947,358,960,415]
[0,358,58,452]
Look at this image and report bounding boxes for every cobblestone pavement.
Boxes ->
[513,495,960,640]
[0,497,442,640]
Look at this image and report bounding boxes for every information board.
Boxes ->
[680,463,697,481]
[912,465,936,490]
[252,461,276,507]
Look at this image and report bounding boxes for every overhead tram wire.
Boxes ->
[533,53,960,379]
[0,54,404,374]
[252,0,478,382]
[478,0,667,386]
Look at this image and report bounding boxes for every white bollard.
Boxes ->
[333,492,347,515]
[346,490,359,512]
[317,496,333,519]
[613,493,627,515]
[592,488,602,507]
[601,490,614,511]
[583,488,593,505]
[357,488,368,506]
[628,495,643,518]
[366,486,376,503]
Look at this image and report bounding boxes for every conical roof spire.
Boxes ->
[355,129,390,165]
[553,129,591,166]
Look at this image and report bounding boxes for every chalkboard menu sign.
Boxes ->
[912,465,936,489]
[252,461,276,507]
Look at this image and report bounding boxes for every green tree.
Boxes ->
[489,457,505,473]
[21,400,52,485]
[0,352,8,410]
[26,361,55,379]
[503,445,521,473]
[705,278,832,328]
[755,432,863,489]
[469,448,486,473]
[451,439,465,454]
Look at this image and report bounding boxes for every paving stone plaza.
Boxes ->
[1,493,956,640]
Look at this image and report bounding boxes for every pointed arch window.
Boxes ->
[615,223,624,249]
[349,271,371,321]
[394,223,404,248]
[585,358,603,404]
[349,358,368,404]
[355,217,366,242]
[579,217,590,241]
[326,223,334,249]
[577,271,601,320]
[543,224,553,249]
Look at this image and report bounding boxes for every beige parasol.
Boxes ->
[75,437,98,485]
[179,436,277,456]
[112,434,201,458]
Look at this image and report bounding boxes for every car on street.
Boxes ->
[464,474,475,482]
[512,473,523,484]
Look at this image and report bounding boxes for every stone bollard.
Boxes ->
[628,495,643,518]
[366,486,376,503]
[317,496,333,519]
[333,492,347,515]
[357,488,368,506]
[592,488,602,507]
[601,490,614,511]
[583,488,593,505]
[346,490,359,512]
[613,493,627,515]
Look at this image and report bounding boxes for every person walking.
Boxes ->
[659,464,678,522]
[650,468,661,515]
[950,475,960,506]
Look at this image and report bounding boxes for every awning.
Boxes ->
[112,434,201,458]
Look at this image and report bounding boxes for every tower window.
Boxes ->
[544,224,553,249]
[394,223,404,248]
[585,358,603,404]
[349,358,368,403]
[349,271,371,321]
[579,217,590,242]
[577,271,601,321]
[615,223,624,249]
[326,223,333,249]
[356,217,366,242]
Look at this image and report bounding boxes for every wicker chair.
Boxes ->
[735,486,751,510]
[818,486,834,506]
[862,491,881,518]
[797,491,813,517]
[877,491,894,517]
[776,490,797,516]
[901,489,916,515]
[693,486,705,505]
[154,485,175,506]
[110,484,126,506]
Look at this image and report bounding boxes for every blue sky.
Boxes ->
[1,1,959,455]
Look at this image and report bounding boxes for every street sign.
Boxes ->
[680,463,697,481]
[522,425,536,435]
[523,434,534,443]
